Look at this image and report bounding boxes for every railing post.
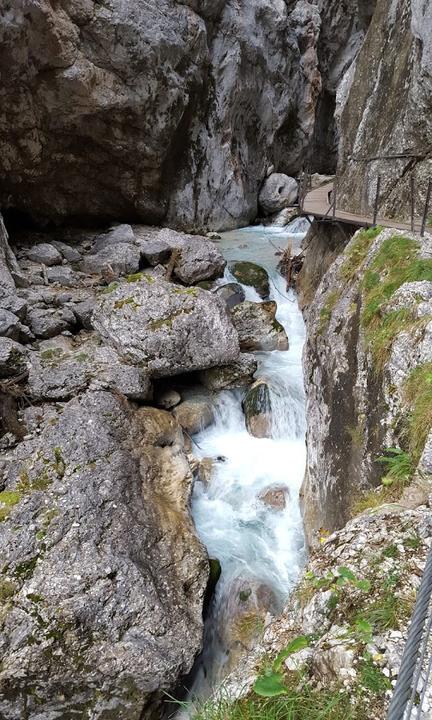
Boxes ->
[411,176,415,232]
[332,184,337,220]
[299,168,305,211]
[373,175,381,227]
[420,178,432,237]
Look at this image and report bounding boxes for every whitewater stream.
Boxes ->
[179,217,309,713]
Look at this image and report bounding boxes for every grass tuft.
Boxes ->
[404,363,432,464]
[340,226,383,282]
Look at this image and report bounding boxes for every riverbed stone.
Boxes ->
[81,242,141,276]
[231,300,289,351]
[258,485,289,510]
[27,307,74,339]
[173,389,215,435]
[215,282,246,309]
[229,261,270,299]
[27,243,62,266]
[0,309,21,340]
[259,173,299,215]
[0,338,27,378]
[243,379,272,438]
[93,276,240,377]
[93,224,136,252]
[46,265,77,286]
[51,240,82,263]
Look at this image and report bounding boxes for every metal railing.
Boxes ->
[299,168,432,236]
[387,547,432,719]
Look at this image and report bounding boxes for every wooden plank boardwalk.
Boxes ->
[303,182,427,234]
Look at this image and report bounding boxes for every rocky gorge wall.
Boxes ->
[337,0,432,221]
[0,0,370,231]
[300,224,432,546]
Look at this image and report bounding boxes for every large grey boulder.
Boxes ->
[93,276,239,377]
[0,391,208,719]
[27,335,152,402]
[135,227,226,283]
[259,173,298,215]
[231,301,289,352]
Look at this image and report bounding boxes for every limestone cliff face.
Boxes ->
[337,0,432,221]
[301,226,432,546]
[0,0,367,231]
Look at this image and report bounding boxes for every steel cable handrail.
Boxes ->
[387,547,432,720]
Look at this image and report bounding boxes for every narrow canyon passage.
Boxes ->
[182,219,310,708]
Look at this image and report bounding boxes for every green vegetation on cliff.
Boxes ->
[404,362,432,463]
[361,235,432,371]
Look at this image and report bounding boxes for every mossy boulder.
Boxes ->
[229,261,270,299]
[243,379,272,438]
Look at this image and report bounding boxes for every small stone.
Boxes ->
[0,309,21,340]
[215,282,246,309]
[258,485,289,510]
[46,265,77,286]
[81,243,141,276]
[93,224,136,252]
[51,240,82,263]
[155,389,182,410]
[27,307,70,339]
[173,389,214,435]
[0,338,27,378]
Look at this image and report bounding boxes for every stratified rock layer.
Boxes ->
[0,0,366,230]
[337,0,432,220]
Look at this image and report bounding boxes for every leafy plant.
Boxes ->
[253,636,310,697]
[377,448,413,486]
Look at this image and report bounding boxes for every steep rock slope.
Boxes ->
[302,226,432,545]
[0,217,261,718]
[0,0,367,231]
[337,0,432,221]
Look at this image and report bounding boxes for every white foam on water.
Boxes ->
[179,220,308,711]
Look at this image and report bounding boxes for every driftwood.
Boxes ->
[278,240,304,289]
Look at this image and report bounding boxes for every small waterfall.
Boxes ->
[179,218,308,712]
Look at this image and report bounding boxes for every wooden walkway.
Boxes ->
[302,182,427,234]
